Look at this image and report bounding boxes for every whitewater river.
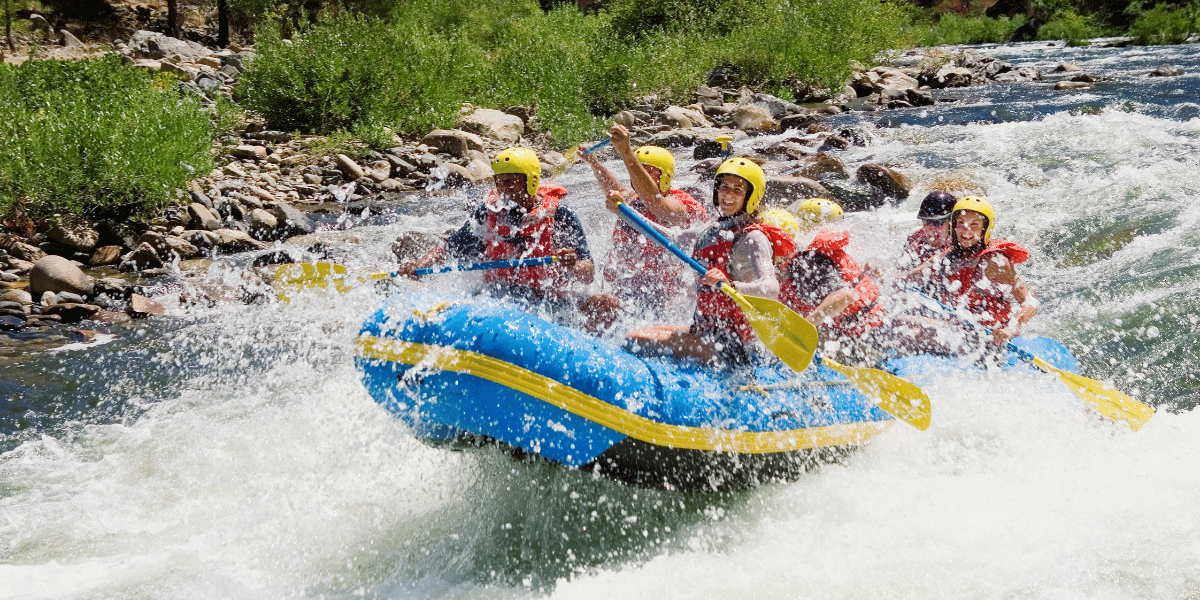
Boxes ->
[2,41,1199,599]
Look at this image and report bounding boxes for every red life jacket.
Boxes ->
[482,184,570,291]
[606,189,708,289]
[693,219,795,341]
[779,229,883,336]
[905,224,948,265]
[933,239,1030,329]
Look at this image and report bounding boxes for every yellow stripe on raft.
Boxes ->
[356,335,893,453]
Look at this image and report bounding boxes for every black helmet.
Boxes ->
[917,191,957,223]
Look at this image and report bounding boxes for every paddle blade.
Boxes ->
[825,359,932,430]
[273,262,352,301]
[725,290,818,372]
[1032,356,1154,431]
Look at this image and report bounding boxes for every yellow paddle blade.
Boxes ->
[273,262,353,301]
[1030,356,1154,431]
[723,287,818,373]
[824,359,932,430]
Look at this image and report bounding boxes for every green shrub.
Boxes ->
[236,13,471,141]
[0,54,215,219]
[911,13,1026,46]
[1128,1,1199,44]
[1038,10,1105,45]
[238,0,910,148]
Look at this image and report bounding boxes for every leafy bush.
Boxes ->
[0,54,215,219]
[910,13,1026,46]
[1128,1,1199,44]
[1038,10,1105,44]
[236,13,470,139]
[238,0,910,148]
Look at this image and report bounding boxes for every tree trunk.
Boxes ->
[167,0,178,38]
[218,0,228,47]
[4,0,14,53]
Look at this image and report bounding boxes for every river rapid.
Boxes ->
[2,41,1199,599]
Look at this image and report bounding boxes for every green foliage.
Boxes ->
[909,13,1027,46]
[1128,1,1199,44]
[236,12,469,144]
[1038,10,1105,44]
[238,0,910,148]
[0,54,215,219]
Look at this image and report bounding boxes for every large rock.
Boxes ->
[189,203,223,231]
[119,243,164,272]
[215,229,269,253]
[89,246,123,266]
[0,234,46,262]
[47,217,100,253]
[741,91,804,119]
[765,176,832,205]
[931,64,972,88]
[793,153,849,180]
[857,164,912,203]
[335,154,365,180]
[136,231,200,261]
[128,30,210,62]
[731,105,778,132]
[458,108,524,144]
[248,208,279,240]
[420,129,486,158]
[30,255,94,298]
[268,204,316,239]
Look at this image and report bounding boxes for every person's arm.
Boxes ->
[579,148,627,195]
[605,190,702,249]
[609,125,692,226]
[806,288,855,326]
[396,216,482,279]
[552,207,595,284]
[984,255,1038,344]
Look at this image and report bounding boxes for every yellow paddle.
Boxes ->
[614,202,818,372]
[273,257,558,301]
[1008,343,1153,431]
[823,358,931,430]
[911,289,1153,431]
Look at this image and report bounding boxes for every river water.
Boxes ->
[2,41,1199,599]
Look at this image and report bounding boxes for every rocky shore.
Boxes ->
[2,26,1187,351]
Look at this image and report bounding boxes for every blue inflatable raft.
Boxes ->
[354,296,1076,491]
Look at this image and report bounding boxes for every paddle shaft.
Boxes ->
[413,256,556,276]
[584,138,612,155]
[615,203,732,293]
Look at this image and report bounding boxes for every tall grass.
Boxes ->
[0,54,215,219]
[237,0,910,148]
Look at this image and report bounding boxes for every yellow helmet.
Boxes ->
[491,147,541,197]
[759,208,800,240]
[714,157,766,214]
[952,195,995,245]
[793,197,843,230]
[635,146,675,193]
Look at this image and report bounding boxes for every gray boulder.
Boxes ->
[30,255,94,298]
[268,204,316,239]
[458,108,524,144]
[766,176,832,205]
[128,30,211,62]
[420,129,485,159]
[119,243,164,272]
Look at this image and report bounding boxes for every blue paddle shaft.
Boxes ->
[615,203,710,276]
[584,138,612,155]
[614,202,739,294]
[413,256,556,276]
